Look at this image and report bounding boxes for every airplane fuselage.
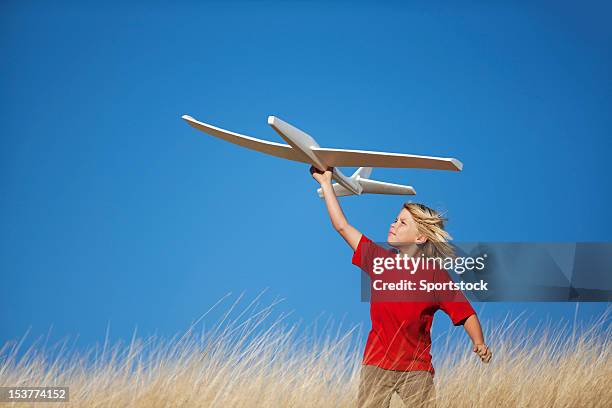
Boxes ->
[268,116,363,194]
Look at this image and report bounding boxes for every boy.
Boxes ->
[310,166,492,408]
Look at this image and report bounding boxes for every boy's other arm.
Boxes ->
[310,166,362,251]
[463,314,492,363]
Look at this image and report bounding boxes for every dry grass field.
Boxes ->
[1,296,610,408]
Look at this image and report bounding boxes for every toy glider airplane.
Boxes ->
[181,115,463,197]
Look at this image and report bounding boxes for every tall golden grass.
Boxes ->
[1,295,610,408]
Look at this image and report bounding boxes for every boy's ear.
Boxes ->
[415,234,428,245]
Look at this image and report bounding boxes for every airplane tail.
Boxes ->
[352,166,372,179]
[317,167,415,198]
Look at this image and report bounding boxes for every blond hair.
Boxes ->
[403,202,455,259]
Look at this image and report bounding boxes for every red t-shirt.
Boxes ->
[352,234,476,375]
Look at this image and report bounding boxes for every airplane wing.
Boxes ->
[182,115,309,163]
[182,114,462,171]
[311,147,463,171]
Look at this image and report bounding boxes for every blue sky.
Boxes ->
[1,1,610,351]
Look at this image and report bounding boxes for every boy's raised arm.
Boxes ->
[310,166,363,250]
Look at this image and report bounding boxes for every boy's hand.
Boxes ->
[310,165,333,185]
[473,343,492,363]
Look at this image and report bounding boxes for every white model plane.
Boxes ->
[181,115,463,197]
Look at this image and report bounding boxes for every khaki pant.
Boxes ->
[357,365,436,408]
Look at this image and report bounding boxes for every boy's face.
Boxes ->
[387,208,427,247]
